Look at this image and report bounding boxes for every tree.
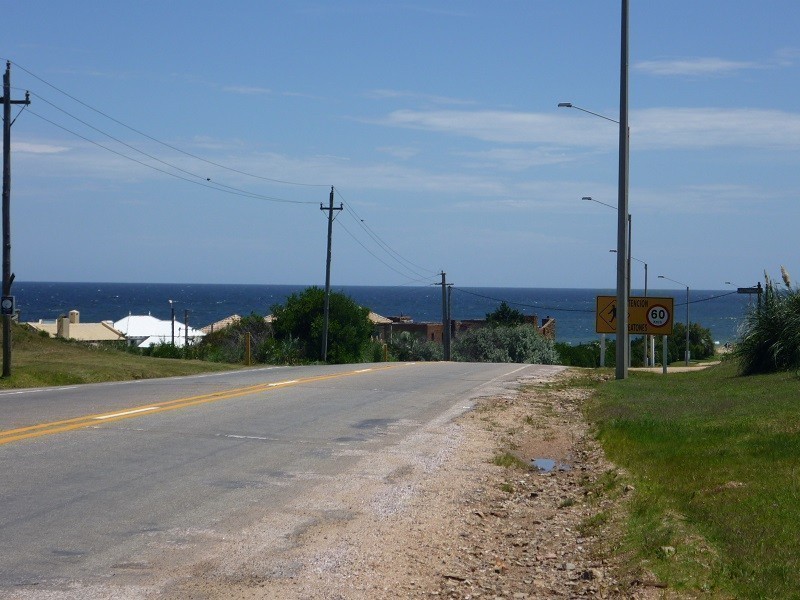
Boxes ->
[270,287,373,364]
[485,301,526,327]
[198,312,272,363]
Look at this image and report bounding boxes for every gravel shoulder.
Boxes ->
[147,364,665,600]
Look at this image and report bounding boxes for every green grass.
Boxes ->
[0,323,240,389]
[587,359,800,598]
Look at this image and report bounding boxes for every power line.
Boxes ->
[337,218,438,285]
[11,59,445,285]
[26,109,314,204]
[9,60,329,189]
[334,187,437,278]
[28,92,316,204]
[453,287,595,314]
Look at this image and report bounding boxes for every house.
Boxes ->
[27,310,126,343]
[113,314,205,348]
[368,311,393,342]
[200,314,275,334]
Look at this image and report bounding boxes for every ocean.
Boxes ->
[13,281,752,346]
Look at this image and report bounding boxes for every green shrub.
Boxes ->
[388,331,443,361]
[736,268,800,375]
[197,312,272,363]
[555,341,605,367]
[452,324,558,364]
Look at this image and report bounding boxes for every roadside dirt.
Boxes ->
[153,365,663,600]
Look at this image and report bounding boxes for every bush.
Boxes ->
[452,325,558,364]
[555,341,606,367]
[271,287,373,364]
[197,312,272,363]
[736,268,800,375]
[388,331,443,362]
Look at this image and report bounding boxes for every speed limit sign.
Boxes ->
[647,304,670,328]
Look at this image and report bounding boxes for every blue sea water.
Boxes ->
[13,281,751,346]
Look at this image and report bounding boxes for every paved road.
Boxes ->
[0,361,548,594]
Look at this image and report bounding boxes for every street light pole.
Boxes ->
[611,250,648,366]
[659,275,690,366]
[616,0,631,379]
[562,34,631,379]
[585,195,632,368]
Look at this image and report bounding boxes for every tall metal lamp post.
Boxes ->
[561,75,630,379]
[582,195,632,367]
[612,250,648,366]
[658,275,690,365]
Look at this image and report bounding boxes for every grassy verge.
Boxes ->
[586,358,800,598]
[0,323,240,389]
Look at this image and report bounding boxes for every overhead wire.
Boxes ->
[26,109,313,204]
[334,187,438,280]
[27,91,316,204]
[11,59,444,284]
[10,60,329,188]
[454,287,595,313]
[336,217,438,285]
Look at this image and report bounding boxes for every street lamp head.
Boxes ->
[557,102,573,108]
[581,196,592,201]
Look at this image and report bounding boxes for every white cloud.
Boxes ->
[634,108,800,149]
[366,89,476,106]
[382,109,602,144]
[634,57,762,77]
[376,146,420,160]
[222,85,272,95]
[13,142,69,154]
[374,107,800,151]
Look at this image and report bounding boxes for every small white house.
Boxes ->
[113,314,205,348]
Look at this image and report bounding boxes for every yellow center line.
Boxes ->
[0,363,404,447]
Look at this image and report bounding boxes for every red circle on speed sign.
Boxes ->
[647,304,670,327]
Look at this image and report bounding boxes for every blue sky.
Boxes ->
[4,1,799,290]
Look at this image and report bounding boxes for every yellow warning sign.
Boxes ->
[595,296,674,335]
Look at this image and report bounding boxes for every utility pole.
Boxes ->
[615,0,630,380]
[320,186,342,362]
[2,61,30,378]
[184,309,189,349]
[440,272,451,360]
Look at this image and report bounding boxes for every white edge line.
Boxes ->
[94,407,160,420]
[268,380,299,387]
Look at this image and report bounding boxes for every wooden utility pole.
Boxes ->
[2,61,30,378]
[320,186,342,361]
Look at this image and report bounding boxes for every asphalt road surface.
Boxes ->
[0,361,550,596]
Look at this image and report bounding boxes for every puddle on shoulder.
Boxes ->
[531,458,571,472]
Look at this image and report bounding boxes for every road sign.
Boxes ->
[0,296,14,316]
[596,296,674,335]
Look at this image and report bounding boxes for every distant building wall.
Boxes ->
[390,322,444,344]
